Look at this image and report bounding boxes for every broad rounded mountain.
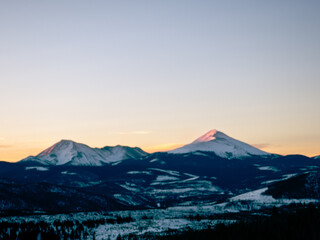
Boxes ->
[20,140,147,166]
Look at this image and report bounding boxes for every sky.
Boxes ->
[0,0,320,162]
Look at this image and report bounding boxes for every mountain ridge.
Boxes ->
[20,139,147,166]
[1,129,320,212]
[18,129,316,166]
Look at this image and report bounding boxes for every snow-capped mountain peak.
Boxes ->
[36,140,99,165]
[192,129,227,143]
[38,139,78,157]
[170,129,271,158]
[20,140,148,166]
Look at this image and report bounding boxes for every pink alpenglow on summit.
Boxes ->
[170,129,271,158]
[192,129,219,143]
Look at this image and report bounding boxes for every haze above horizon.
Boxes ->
[1,1,320,161]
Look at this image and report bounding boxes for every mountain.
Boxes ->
[20,140,148,166]
[313,155,320,160]
[169,129,271,158]
[5,130,319,213]
[1,132,319,212]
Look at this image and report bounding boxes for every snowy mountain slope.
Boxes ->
[169,129,271,158]
[101,145,147,164]
[20,140,148,166]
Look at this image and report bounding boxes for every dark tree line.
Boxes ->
[135,204,320,240]
[0,215,133,240]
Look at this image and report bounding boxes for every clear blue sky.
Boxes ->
[1,1,320,161]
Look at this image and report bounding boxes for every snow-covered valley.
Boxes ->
[1,188,318,240]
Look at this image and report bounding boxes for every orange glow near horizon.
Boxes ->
[142,143,185,153]
[0,147,43,162]
[1,141,319,163]
[261,146,320,158]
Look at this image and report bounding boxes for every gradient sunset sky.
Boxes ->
[1,1,320,162]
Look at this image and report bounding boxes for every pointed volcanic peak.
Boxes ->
[169,129,271,158]
[20,140,148,166]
